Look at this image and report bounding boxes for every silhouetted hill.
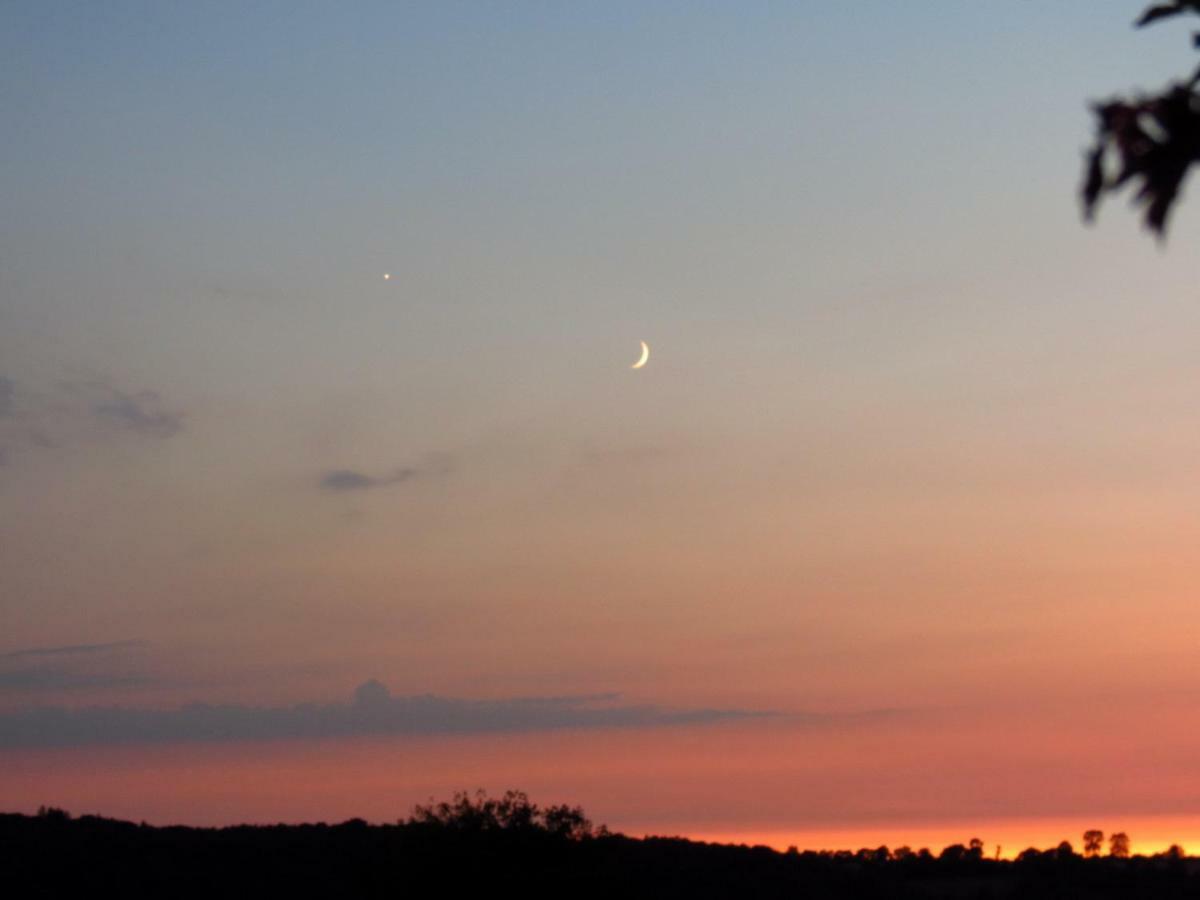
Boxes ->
[4,806,1199,899]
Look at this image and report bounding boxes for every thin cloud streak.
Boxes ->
[320,468,416,491]
[319,454,453,492]
[0,671,154,691]
[2,640,150,660]
[91,388,183,438]
[0,681,770,749]
[0,640,155,694]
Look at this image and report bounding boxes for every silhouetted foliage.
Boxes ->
[1162,843,1188,860]
[1137,2,1200,28]
[939,842,968,862]
[1082,3,1200,236]
[0,800,1194,899]
[1110,831,1132,858]
[1084,829,1106,858]
[408,789,595,840]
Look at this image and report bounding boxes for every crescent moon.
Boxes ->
[631,340,650,369]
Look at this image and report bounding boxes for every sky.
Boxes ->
[5,0,1200,855]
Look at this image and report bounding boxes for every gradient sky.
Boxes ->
[6,0,1200,854]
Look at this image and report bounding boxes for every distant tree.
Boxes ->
[892,845,914,861]
[939,843,968,863]
[1083,830,1105,858]
[967,837,985,861]
[1054,840,1077,860]
[1110,831,1132,858]
[1082,2,1200,237]
[35,806,70,822]
[541,801,597,840]
[854,847,874,863]
[407,789,596,840]
[1161,843,1186,860]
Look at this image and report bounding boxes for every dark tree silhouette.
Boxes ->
[1110,831,1132,858]
[1162,843,1187,860]
[1084,829,1105,858]
[939,843,968,862]
[7,808,1197,899]
[541,800,601,840]
[1082,2,1200,236]
[407,788,595,840]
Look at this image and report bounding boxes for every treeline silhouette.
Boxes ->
[5,793,1198,899]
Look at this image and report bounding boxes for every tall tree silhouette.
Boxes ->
[1082,2,1200,236]
[1083,830,1105,858]
[1109,832,1132,858]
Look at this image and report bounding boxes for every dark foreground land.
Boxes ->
[4,808,1200,900]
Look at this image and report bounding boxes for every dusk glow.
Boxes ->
[6,1,1200,866]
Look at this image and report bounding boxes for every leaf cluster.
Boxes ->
[1083,2,1200,236]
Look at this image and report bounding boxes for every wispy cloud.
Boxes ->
[91,388,182,438]
[320,468,416,491]
[2,640,151,661]
[0,375,183,465]
[319,454,453,492]
[0,639,152,695]
[0,680,768,748]
[0,670,153,691]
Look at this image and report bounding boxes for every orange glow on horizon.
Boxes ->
[5,722,1200,861]
[681,816,1197,859]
